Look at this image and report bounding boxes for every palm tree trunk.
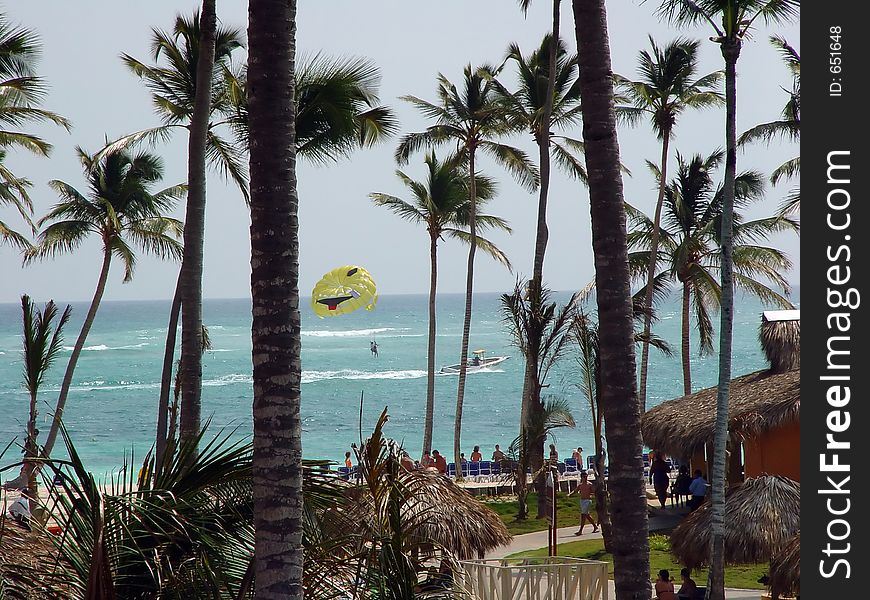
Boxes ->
[42,247,112,458]
[681,280,692,396]
[572,1,650,598]
[707,40,741,600]
[638,128,670,408]
[248,0,303,597]
[156,272,182,468]
[178,0,217,451]
[26,389,39,512]
[526,3,561,516]
[453,148,477,471]
[425,231,438,457]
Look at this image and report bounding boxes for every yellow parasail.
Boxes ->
[311,265,378,318]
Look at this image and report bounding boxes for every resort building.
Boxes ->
[642,310,800,483]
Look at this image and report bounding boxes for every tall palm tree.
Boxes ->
[739,35,800,216]
[489,33,588,494]
[247,0,303,596]
[572,0,650,597]
[20,295,71,506]
[114,9,245,458]
[628,151,796,396]
[371,152,511,473]
[653,4,800,596]
[24,148,184,459]
[396,65,537,459]
[0,16,70,251]
[614,36,722,407]
[224,53,398,162]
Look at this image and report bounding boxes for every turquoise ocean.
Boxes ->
[0,290,798,476]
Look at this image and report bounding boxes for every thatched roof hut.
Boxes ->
[769,531,800,599]
[642,369,799,458]
[643,311,800,460]
[670,475,799,568]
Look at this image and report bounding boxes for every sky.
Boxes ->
[1,1,800,304]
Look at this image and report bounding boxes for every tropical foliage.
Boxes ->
[739,36,800,216]
[628,151,796,395]
[226,54,398,163]
[0,16,70,250]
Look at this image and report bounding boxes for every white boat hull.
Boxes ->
[440,356,509,374]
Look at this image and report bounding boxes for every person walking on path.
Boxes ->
[649,451,672,508]
[570,471,598,535]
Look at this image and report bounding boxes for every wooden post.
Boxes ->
[545,469,555,556]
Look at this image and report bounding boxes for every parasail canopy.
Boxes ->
[311,265,378,318]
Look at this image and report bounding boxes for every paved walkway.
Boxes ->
[484,508,765,600]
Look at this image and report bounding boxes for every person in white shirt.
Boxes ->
[687,470,708,511]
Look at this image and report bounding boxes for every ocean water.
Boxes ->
[0,290,798,475]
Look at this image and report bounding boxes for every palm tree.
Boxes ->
[614,36,723,407]
[247,0,303,596]
[501,283,578,519]
[628,151,796,395]
[371,152,511,474]
[19,295,71,507]
[224,53,398,162]
[572,0,650,597]
[24,147,184,459]
[489,33,589,489]
[0,16,70,251]
[654,3,800,597]
[114,9,244,456]
[396,66,537,460]
[739,35,800,216]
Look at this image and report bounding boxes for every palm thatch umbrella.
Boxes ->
[331,469,512,560]
[769,531,799,599]
[760,311,800,374]
[670,475,799,568]
[399,470,512,559]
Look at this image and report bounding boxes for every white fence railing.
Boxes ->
[456,557,609,600]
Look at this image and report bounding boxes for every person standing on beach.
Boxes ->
[571,471,598,535]
[344,451,353,469]
[370,340,379,357]
[492,444,505,463]
[572,447,583,469]
[470,446,482,462]
[432,449,447,475]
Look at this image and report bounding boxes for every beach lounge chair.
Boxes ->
[466,461,481,481]
[447,463,457,478]
[338,466,351,480]
[564,458,579,477]
[478,461,492,482]
[490,461,502,477]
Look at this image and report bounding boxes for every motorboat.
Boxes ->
[440,349,509,374]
